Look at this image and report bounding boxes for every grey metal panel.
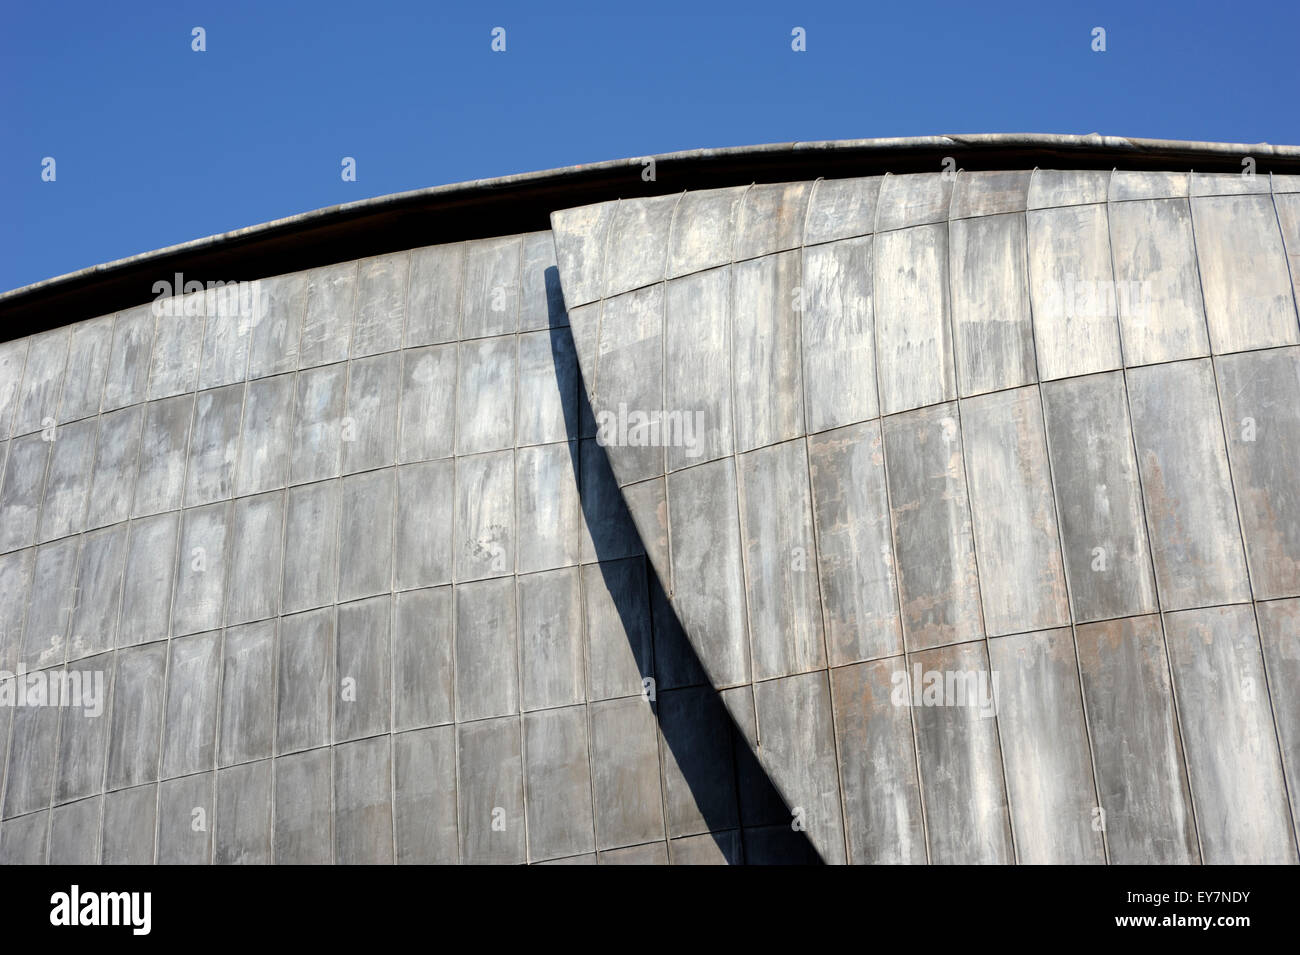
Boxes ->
[70,524,127,659]
[663,267,732,471]
[454,449,513,582]
[517,327,578,449]
[283,479,339,613]
[752,670,847,864]
[14,328,69,435]
[599,841,668,864]
[48,796,101,863]
[521,231,566,332]
[1258,598,1300,833]
[1041,372,1158,622]
[1128,359,1250,609]
[60,315,112,422]
[147,310,202,400]
[300,262,355,368]
[1165,604,1297,863]
[592,283,664,483]
[1108,198,1209,365]
[218,620,276,765]
[950,213,1037,397]
[909,641,1014,864]
[1215,348,1300,599]
[737,439,825,680]
[988,628,1104,864]
[1027,170,1109,209]
[733,181,810,261]
[101,304,154,412]
[406,243,462,347]
[583,557,652,702]
[394,459,454,589]
[104,642,166,790]
[652,580,708,691]
[334,736,394,864]
[273,748,332,864]
[516,442,581,574]
[3,698,58,816]
[523,705,596,861]
[618,477,663,579]
[568,302,601,409]
[1110,170,1189,202]
[100,783,156,864]
[882,403,983,650]
[290,363,345,484]
[397,344,456,464]
[132,393,194,517]
[156,771,213,864]
[392,586,453,731]
[603,194,676,297]
[518,567,584,711]
[874,224,955,414]
[85,405,142,529]
[351,253,408,358]
[198,300,251,392]
[731,251,804,451]
[801,237,878,430]
[1027,203,1123,380]
[589,696,665,850]
[38,416,95,542]
[0,433,48,552]
[1076,615,1197,865]
[171,501,230,637]
[829,658,926,864]
[456,716,525,864]
[669,830,742,865]
[962,386,1070,636]
[185,383,244,507]
[394,725,458,864]
[334,595,390,742]
[341,351,400,473]
[551,202,615,309]
[0,549,33,672]
[337,468,394,602]
[579,438,643,564]
[666,186,744,278]
[876,173,953,231]
[0,338,28,438]
[1193,195,1299,352]
[455,336,516,455]
[160,630,220,779]
[235,373,295,496]
[657,686,738,838]
[1191,171,1271,197]
[226,491,283,625]
[119,513,178,647]
[276,609,333,753]
[723,684,787,828]
[665,457,750,687]
[462,236,521,340]
[20,537,78,670]
[0,810,48,863]
[454,577,518,722]
[214,759,272,864]
[1277,193,1300,304]
[949,170,1031,219]
[247,272,306,379]
[805,176,880,245]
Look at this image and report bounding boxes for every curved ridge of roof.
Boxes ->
[5,133,1298,332]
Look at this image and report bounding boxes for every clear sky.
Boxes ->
[3,0,1297,294]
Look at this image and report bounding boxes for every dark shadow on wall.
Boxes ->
[545,267,821,865]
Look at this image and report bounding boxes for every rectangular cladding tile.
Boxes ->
[874,224,955,415]
[801,236,878,430]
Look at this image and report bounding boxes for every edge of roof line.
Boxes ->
[5,133,1298,333]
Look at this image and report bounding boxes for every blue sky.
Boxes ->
[3,0,1297,294]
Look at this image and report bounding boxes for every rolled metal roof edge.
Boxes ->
[5,133,1298,333]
